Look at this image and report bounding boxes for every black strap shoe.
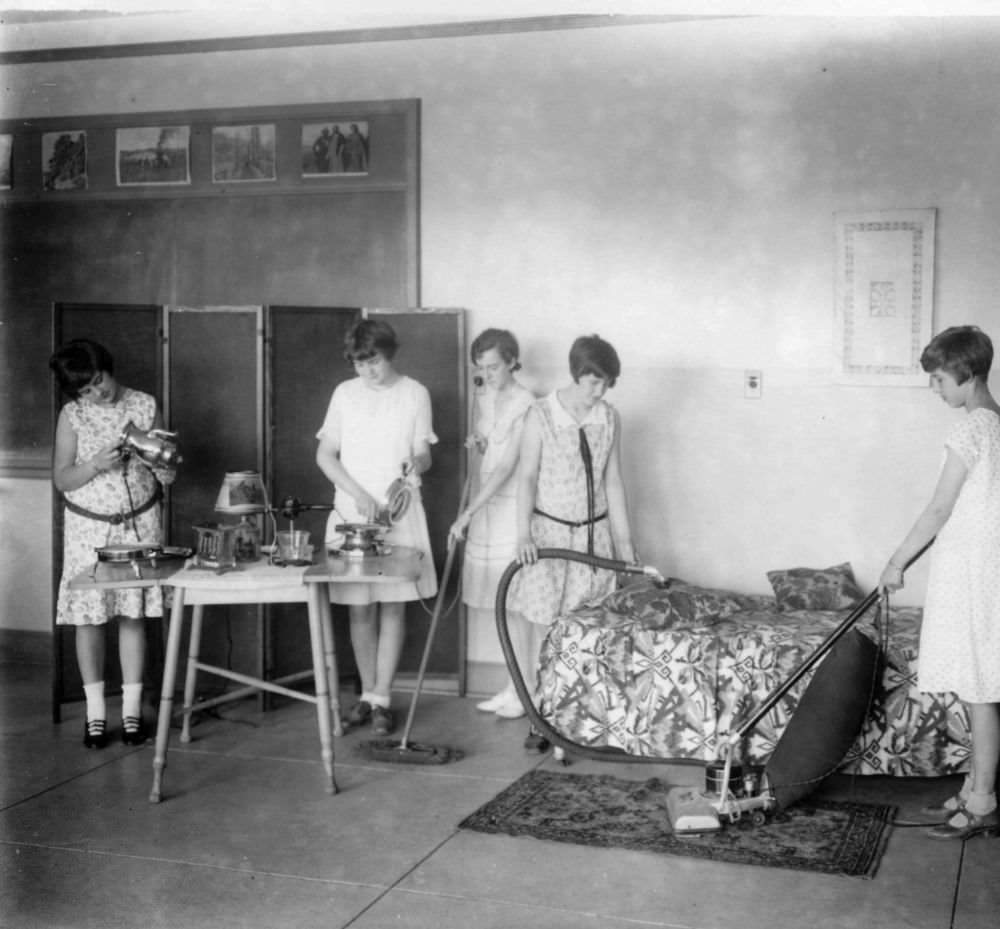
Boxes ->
[523,727,550,754]
[84,719,109,749]
[122,716,148,746]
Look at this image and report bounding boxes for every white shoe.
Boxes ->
[494,693,526,719]
[476,689,512,713]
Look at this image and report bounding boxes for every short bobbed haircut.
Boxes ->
[343,318,399,363]
[569,334,620,387]
[49,338,115,400]
[470,328,521,371]
[920,325,993,383]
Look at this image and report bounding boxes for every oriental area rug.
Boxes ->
[458,770,894,879]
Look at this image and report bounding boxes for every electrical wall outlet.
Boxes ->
[744,370,762,399]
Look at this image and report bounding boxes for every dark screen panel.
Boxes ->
[166,306,261,545]
[166,306,263,679]
[369,309,467,677]
[266,305,360,683]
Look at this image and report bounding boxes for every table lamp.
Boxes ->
[213,469,268,562]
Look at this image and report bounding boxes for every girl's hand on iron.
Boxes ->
[354,491,379,522]
[878,562,904,595]
[400,456,422,483]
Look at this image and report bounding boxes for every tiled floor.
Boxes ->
[1,659,996,929]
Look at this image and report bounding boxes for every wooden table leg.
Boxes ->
[150,588,186,803]
[307,584,339,795]
[318,587,343,736]
[179,604,204,743]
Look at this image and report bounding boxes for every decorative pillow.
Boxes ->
[766,562,866,612]
[601,577,765,631]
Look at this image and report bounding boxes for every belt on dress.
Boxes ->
[63,484,162,525]
[532,507,608,530]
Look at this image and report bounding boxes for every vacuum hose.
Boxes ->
[494,548,703,766]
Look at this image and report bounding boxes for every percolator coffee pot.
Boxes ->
[118,422,183,469]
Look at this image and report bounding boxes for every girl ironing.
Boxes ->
[315,318,437,737]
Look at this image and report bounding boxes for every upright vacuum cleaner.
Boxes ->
[495,548,898,833]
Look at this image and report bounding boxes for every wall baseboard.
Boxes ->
[463,661,510,699]
[0,629,50,666]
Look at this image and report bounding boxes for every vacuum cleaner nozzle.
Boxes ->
[666,786,721,834]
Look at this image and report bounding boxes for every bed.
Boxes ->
[533,564,971,777]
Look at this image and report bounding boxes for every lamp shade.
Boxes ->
[215,470,267,514]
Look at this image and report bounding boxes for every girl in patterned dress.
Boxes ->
[510,334,637,751]
[315,319,437,738]
[448,329,535,719]
[50,339,176,749]
[879,326,1000,840]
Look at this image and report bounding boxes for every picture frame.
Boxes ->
[0,134,11,190]
[301,120,369,176]
[42,130,87,191]
[212,124,276,183]
[116,126,191,186]
[833,208,936,386]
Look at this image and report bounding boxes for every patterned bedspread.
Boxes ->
[535,580,970,777]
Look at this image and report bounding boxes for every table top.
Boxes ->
[67,558,185,590]
[67,546,422,591]
[304,545,422,584]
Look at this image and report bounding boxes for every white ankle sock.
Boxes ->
[83,682,106,722]
[122,683,143,719]
[368,693,391,709]
[965,791,997,816]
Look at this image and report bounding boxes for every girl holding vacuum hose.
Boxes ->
[510,334,637,752]
[315,318,438,738]
[878,325,1000,841]
[449,329,535,719]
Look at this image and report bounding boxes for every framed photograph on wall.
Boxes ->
[42,130,87,191]
[301,120,369,176]
[116,126,191,186]
[212,124,276,182]
[834,208,936,386]
[0,134,11,190]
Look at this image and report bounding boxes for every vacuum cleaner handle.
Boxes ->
[396,474,472,749]
[730,540,933,744]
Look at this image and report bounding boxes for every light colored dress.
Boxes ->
[508,391,618,626]
[316,374,438,603]
[918,408,1000,702]
[56,388,164,626]
[462,382,534,609]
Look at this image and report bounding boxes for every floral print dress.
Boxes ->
[56,388,165,626]
[508,392,618,627]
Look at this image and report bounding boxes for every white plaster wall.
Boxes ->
[4,18,1000,668]
[0,479,52,632]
